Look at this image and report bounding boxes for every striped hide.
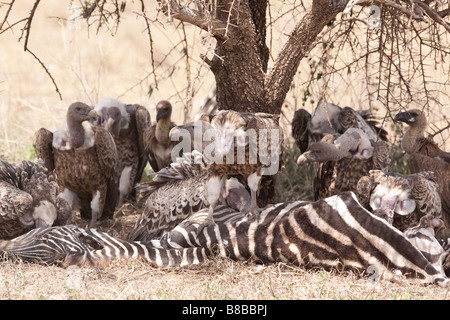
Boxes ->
[0,192,448,285]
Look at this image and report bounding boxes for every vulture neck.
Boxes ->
[328,145,352,161]
[67,117,86,149]
[402,116,427,154]
[156,118,171,145]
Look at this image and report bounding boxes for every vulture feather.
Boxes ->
[128,151,250,241]
[143,100,178,172]
[292,102,390,200]
[35,102,119,228]
[0,160,71,239]
[407,153,450,235]
[93,98,151,207]
[356,170,442,233]
[297,128,391,199]
[394,109,450,162]
[395,109,450,233]
[201,110,284,227]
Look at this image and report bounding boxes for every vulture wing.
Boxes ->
[129,151,209,241]
[127,104,151,185]
[291,108,312,153]
[35,128,55,171]
[408,153,450,230]
[93,126,120,218]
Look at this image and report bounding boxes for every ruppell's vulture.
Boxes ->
[93,98,151,207]
[35,102,119,228]
[292,102,390,200]
[0,160,71,239]
[143,100,178,173]
[201,109,284,227]
[356,170,442,233]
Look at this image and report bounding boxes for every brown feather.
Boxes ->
[293,103,390,201]
[0,160,71,239]
[356,170,442,232]
[35,103,119,227]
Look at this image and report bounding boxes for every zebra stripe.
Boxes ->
[1,192,448,285]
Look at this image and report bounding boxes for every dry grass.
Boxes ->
[1,1,450,300]
[2,254,450,300]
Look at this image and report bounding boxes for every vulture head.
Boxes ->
[156,100,173,123]
[66,102,98,149]
[104,106,122,139]
[224,177,251,212]
[93,97,129,131]
[358,170,441,230]
[297,128,373,165]
[208,110,248,159]
[23,200,58,228]
[394,109,426,127]
[296,140,344,164]
[368,173,416,225]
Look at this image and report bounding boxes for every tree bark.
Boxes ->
[159,0,349,114]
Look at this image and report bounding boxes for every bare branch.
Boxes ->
[156,0,228,40]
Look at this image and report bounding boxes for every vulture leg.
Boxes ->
[247,172,262,220]
[117,165,133,208]
[199,175,225,233]
[89,187,106,228]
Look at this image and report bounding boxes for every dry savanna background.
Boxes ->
[0,0,450,300]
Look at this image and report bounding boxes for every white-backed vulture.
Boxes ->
[93,98,151,207]
[0,160,71,239]
[297,127,391,199]
[356,170,442,233]
[394,109,450,162]
[394,109,450,232]
[35,102,119,228]
[143,100,178,172]
[292,102,390,200]
[407,153,450,234]
[127,151,250,241]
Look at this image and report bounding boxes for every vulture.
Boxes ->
[0,160,71,239]
[297,127,391,199]
[356,170,442,233]
[395,109,450,233]
[394,109,450,162]
[35,102,119,228]
[292,102,390,200]
[143,100,178,172]
[128,151,251,241]
[201,110,284,227]
[93,98,151,207]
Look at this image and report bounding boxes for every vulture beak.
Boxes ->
[88,108,99,122]
[107,117,115,128]
[377,195,398,225]
[394,112,415,124]
[296,152,310,165]
[156,108,170,122]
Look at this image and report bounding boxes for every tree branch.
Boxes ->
[157,0,228,40]
[265,0,349,112]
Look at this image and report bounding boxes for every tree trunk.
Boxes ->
[159,0,348,114]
